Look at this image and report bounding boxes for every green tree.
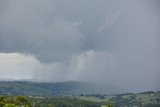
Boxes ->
[13,96,31,107]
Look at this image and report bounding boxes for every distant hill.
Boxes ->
[0,81,123,96]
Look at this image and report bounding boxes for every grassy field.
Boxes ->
[77,96,108,102]
[77,92,160,107]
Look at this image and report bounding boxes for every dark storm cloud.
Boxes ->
[0,0,84,62]
[0,0,160,92]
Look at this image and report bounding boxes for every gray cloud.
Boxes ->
[0,0,84,62]
[0,0,160,92]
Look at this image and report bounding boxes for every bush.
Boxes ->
[4,104,16,107]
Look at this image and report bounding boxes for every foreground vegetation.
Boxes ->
[0,96,31,107]
[0,91,160,107]
[0,96,102,107]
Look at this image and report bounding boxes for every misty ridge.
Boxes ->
[0,0,160,94]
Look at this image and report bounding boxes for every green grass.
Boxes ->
[122,94,132,99]
[77,92,160,106]
[77,96,107,102]
[4,104,18,107]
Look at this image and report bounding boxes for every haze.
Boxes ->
[0,0,160,93]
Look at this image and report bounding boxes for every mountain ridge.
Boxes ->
[0,81,123,96]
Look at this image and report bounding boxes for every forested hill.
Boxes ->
[0,81,123,96]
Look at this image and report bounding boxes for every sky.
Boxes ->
[0,0,160,92]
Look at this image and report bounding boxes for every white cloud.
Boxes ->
[0,53,37,79]
[0,51,111,82]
